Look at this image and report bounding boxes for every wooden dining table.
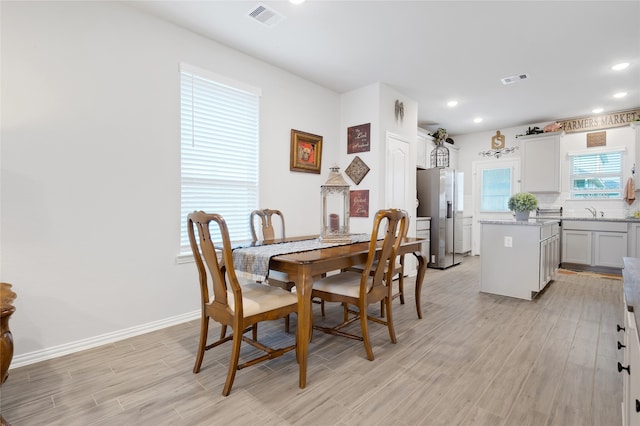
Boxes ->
[244,235,427,389]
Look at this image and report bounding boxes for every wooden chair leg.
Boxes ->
[359,304,374,361]
[385,296,397,344]
[222,325,243,396]
[398,273,405,305]
[193,315,209,374]
[285,315,290,333]
[252,323,258,341]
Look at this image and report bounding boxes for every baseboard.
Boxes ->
[10,310,200,369]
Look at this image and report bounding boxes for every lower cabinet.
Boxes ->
[480,220,559,300]
[621,295,640,426]
[416,217,430,264]
[628,223,640,258]
[562,220,627,269]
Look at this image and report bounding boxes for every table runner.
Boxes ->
[233,234,370,282]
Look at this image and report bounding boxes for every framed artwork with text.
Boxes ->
[350,190,369,218]
[347,123,371,154]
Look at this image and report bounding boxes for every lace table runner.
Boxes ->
[233,234,370,282]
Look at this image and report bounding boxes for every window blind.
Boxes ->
[180,65,260,255]
[570,151,623,199]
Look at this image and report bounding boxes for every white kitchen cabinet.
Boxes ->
[621,260,640,426]
[634,122,640,189]
[416,129,429,169]
[562,230,593,265]
[479,220,559,300]
[416,217,430,263]
[629,223,640,258]
[562,220,627,270]
[455,216,473,254]
[520,131,563,193]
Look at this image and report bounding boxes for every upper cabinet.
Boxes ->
[520,131,563,193]
[416,128,458,170]
[416,129,432,169]
[634,123,640,189]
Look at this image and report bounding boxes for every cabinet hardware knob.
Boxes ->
[618,362,631,375]
[636,399,640,413]
[619,341,627,350]
[618,324,626,332]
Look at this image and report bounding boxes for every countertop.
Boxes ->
[479,219,560,226]
[537,216,640,223]
[623,257,640,331]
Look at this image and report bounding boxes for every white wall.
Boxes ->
[1,2,340,361]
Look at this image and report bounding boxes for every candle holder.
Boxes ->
[321,165,351,243]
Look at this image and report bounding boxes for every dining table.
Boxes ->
[233,234,427,389]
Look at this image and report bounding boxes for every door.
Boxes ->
[386,132,414,272]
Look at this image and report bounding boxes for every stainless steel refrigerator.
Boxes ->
[417,168,463,269]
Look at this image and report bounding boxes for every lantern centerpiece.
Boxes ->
[321,165,351,243]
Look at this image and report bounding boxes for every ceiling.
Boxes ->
[128,0,640,136]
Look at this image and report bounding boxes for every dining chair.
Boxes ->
[188,211,298,396]
[250,209,325,333]
[311,208,408,361]
[347,210,410,317]
[250,209,291,290]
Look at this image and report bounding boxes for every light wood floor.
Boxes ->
[0,256,624,425]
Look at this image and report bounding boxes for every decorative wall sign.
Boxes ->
[491,130,505,149]
[345,155,370,185]
[347,123,370,154]
[350,190,369,218]
[559,108,640,133]
[587,131,606,147]
[290,129,322,174]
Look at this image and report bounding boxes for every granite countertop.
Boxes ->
[538,216,640,223]
[623,257,640,332]
[479,219,560,226]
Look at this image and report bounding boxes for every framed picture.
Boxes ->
[290,129,323,174]
[345,156,370,185]
[350,190,369,218]
[347,123,371,154]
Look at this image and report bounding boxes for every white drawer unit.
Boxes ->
[416,217,430,264]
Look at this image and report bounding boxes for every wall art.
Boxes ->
[290,129,322,174]
[347,123,370,154]
[350,190,369,218]
[345,155,370,185]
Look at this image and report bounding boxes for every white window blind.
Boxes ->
[180,65,260,255]
[569,150,623,199]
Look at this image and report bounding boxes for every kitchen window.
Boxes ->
[179,63,260,257]
[480,167,512,211]
[569,148,623,199]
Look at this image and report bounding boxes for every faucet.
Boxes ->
[585,207,596,218]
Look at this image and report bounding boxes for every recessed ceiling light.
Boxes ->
[473,117,483,123]
[614,92,628,98]
[447,100,458,107]
[592,108,604,114]
[612,62,630,71]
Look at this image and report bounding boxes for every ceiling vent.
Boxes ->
[501,73,530,85]
[248,3,285,28]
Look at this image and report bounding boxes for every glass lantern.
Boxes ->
[320,165,351,243]
[430,142,450,168]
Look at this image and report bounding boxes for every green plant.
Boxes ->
[508,192,538,212]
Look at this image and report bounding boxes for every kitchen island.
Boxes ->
[480,219,560,300]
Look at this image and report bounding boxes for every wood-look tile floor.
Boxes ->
[0,256,624,425]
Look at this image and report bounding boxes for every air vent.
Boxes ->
[248,3,285,28]
[501,73,530,85]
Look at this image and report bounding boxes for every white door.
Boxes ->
[385,132,415,273]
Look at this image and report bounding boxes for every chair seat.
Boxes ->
[312,271,367,298]
[227,283,298,317]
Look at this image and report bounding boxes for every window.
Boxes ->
[480,167,512,211]
[180,64,260,255]
[569,149,623,199]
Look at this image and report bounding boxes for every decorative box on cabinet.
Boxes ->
[520,131,563,193]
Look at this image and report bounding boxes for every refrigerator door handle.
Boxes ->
[446,201,453,219]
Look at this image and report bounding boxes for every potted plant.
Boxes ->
[508,192,538,221]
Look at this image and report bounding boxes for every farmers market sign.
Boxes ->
[560,108,640,133]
